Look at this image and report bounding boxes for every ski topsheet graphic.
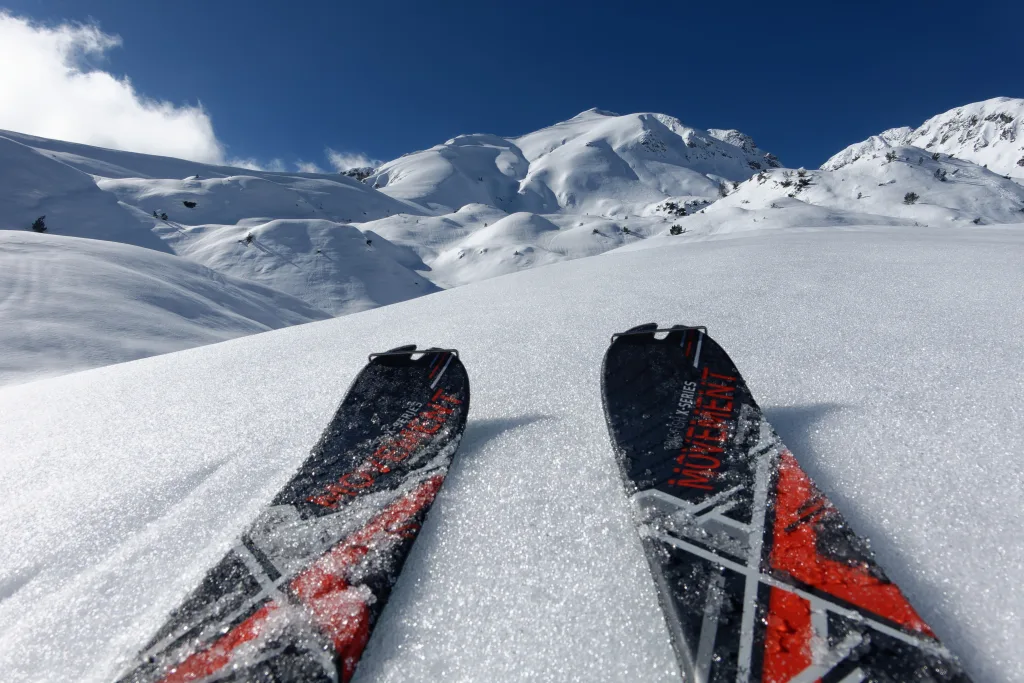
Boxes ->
[601,324,970,683]
[119,346,469,683]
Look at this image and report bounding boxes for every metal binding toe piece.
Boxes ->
[610,324,706,342]
[368,347,459,361]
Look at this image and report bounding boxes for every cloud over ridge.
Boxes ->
[326,149,381,171]
[0,12,225,163]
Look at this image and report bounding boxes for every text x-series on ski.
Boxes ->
[118,329,971,682]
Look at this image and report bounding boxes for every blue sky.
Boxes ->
[2,0,1022,170]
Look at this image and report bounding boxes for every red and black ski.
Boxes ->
[118,346,470,683]
[601,324,970,682]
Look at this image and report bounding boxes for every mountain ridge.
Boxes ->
[1,97,1022,384]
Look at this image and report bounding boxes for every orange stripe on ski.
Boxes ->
[769,451,933,636]
[762,587,813,683]
[158,602,279,683]
[158,476,445,683]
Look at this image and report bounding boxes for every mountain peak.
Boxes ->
[827,98,1024,178]
[571,107,620,120]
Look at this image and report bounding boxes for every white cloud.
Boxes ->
[0,12,225,163]
[295,160,324,173]
[0,13,372,173]
[326,148,381,172]
[226,157,288,172]
[225,158,266,171]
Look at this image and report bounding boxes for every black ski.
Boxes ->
[602,324,970,682]
[118,346,470,683]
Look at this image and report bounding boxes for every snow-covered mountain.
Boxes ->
[826,97,1024,179]
[370,109,780,216]
[0,130,435,328]
[646,144,1024,244]
[2,99,1023,386]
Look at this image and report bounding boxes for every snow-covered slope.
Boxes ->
[95,169,419,227]
[0,224,1020,683]
[617,136,1024,250]
[0,135,169,252]
[743,149,1021,227]
[827,97,1024,180]
[366,133,533,213]
[364,205,658,288]
[0,128,437,363]
[0,231,328,386]
[905,98,1024,179]
[161,218,439,315]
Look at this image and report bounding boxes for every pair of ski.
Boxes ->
[118,328,970,682]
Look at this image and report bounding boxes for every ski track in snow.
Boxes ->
[0,226,1021,682]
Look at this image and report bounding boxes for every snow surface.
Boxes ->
[0,231,328,386]
[0,224,1021,682]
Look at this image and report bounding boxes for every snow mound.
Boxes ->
[0,135,167,252]
[366,209,655,289]
[0,231,328,387]
[459,211,560,247]
[164,218,439,315]
[362,204,511,262]
[367,134,531,214]
[428,212,564,287]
